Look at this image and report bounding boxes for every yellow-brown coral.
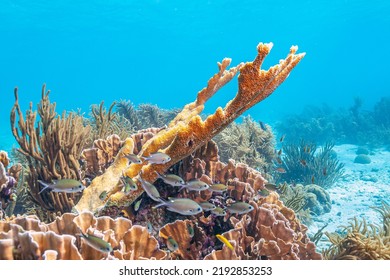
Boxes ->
[75,43,304,212]
[0,151,10,168]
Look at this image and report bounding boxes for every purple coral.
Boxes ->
[0,162,17,210]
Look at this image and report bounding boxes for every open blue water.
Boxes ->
[1,0,389,152]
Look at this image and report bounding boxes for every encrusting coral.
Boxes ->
[75,43,305,212]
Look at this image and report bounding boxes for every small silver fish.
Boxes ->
[142,152,171,164]
[199,201,216,211]
[138,175,161,202]
[211,207,227,216]
[226,202,254,214]
[147,222,153,233]
[209,184,228,193]
[179,180,209,192]
[154,198,202,215]
[156,172,185,186]
[124,153,143,164]
[38,179,85,194]
[120,175,137,194]
[79,232,113,253]
[167,236,179,252]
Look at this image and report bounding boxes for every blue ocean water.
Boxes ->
[0,0,389,152]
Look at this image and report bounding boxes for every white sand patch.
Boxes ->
[308,144,390,251]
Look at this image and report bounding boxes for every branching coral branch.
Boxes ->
[75,43,305,212]
[10,85,91,215]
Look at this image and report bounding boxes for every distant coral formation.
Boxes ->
[276,141,344,189]
[275,97,390,148]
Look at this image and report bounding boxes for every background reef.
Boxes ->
[275,97,390,149]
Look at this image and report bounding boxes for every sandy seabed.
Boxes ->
[309,144,390,251]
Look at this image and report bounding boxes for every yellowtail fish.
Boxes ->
[167,236,179,252]
[156,172,185,187]
[211,207,227,216]
[209,184,228,193]
[280,135,285,142]
[311,175,315,184]
[299,159,307,166]
[99,191,108,201]
[79,232,113,253]
[199,201,216,211]
[226,202,254,214]
[277,149,282,156]
[187,224,194,238]
[179,180,209,192]
[120,174,137,194]
[142,152,171,164]
[38,179,85,194]
[216,234,234,251]
[275,156,283,165]
[124,153,143,164]
[154,198,202,215]
[138,175,161,202]
[323,168,327,176]
[134,199,142,211]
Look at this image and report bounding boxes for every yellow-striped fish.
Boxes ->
[216,234,234,251]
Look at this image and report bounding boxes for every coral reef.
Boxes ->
[354,154,371,164]
[75,43,305,212]
[0,211,168,260]
[205,193,321,260]
[276,141,344,188]
[323,217,390,260]
[356,146,370,155]
[116,100,180,131]
[213,116,275,172]
[88,101,135,142]
[323,202,390,260]
[275,97,390,148]
[303,184,331,216]
[2,43,320,261]
[0,151,23,217]
[10,85,91,216]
